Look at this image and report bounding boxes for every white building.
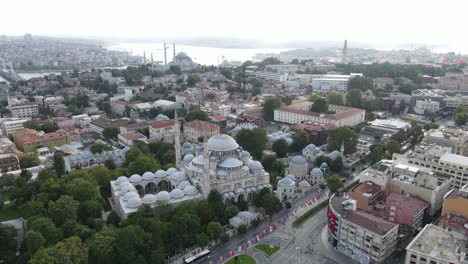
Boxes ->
[229,211,258,228]
[63,147,129,172]
[1,118,28,136]
[154,99,177,110]
[118,132,147,146]
[414,99,440,115]
[288,155,308,181]
[276,176,296,202]
[255,71,289,83]
[8,102,39,118]
[310,167,324,185]
[149,120,175,143]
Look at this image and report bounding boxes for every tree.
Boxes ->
[0,223,17,263]
[424,122,439,130]
[237,224,247,234]
[235,128,268,160]
[127,155,160,175]
[79,199,103,220]
[104,159,116,170]
[185,109,209,122]
[348,76,373,91]
[41,122,59,133]
[88,227,117,264]
[125,147,143,164]
[453,105,468,126]
[224,205,240,219]
[259,193,282,215]
[24,119,40,130]
[169,65,182,75]
[25,231,45,255]
[347,89,362,108]
[29,217,61,245]
[187,74,201,86]
[195,233,210,248]
[30,236,88,264]
[272,139,288,158]
[107,211,121,227]
[48,195,79,226]
[314,155,332,167]
[53,153,65,177]
[90,166,112,187]
[281,96,293,106]
[399,100,407,113]
[289,131,309,152]
[327,126,358,155]
[206,221,222,240]
[330,157,344,173]
[326,92,344,105]
[208,190,225,222]
[19,153,40,168]
[102,127,119,140]
[326,175,343,193]
[310,97,329,113]
[90,142,112,154]
[263,98,282,121]
[370,144,384,165]
[385,140,401,156]
[65,178,98,202]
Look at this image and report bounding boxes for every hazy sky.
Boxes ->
[1,0,466,51]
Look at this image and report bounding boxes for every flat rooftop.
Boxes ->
[440,153,468,167]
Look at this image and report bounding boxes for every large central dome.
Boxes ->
[207,134,239,152]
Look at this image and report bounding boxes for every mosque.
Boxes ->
[110,113,271,218]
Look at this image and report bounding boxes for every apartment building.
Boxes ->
[89,118,129,135]
[442,183,468,219]
[8,102,39,118]
[12,128,70,152]
[274,101,365,126]
[384,193,429,230]
[254,71,289,83]
[183,120,220,143]
[350,181,384,210]
[149,119,175,143]
[1,118,28,136]
[413,99,440,115]
[438,73,468,91]
[0,154,20,173]
[338,210,399,264]
[424,127,468,156]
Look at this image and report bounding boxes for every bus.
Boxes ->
[184,249,210,264]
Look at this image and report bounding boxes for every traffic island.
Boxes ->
[225,254,256,264]
[254,244,280,257]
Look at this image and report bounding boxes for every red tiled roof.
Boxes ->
[13,128,70,145]
[184,120,219,130]
[119,132,146,140]
[353,181,382,196]
[344,210,397,236]
[210,115,226,122]
[150,120,175,129]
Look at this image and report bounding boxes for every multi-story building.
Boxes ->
[265,64,304,74]
[359,160,393,189]
[11,128,70,152]
[384,193,429,230]
[64,147,129,172]
[413,99,440,115]
[0,118,28,136]
[441,183,468,219]
[0,154,20,173]
[183,120,220,143]
[405,224,467,264]
[148,120,175,143]
[338,210,399,264]
[118,132,147,147]
[8,102,39,118]
[363,118,410,136]
[311,75,350,92]
[110,100,134,117]
[410,89,468,113]
[89,118,129,135]
[254,71,289,83]
[350,181,384,210]
[274,101,365,126]
[438,73,468,90]
[424,127,468,156]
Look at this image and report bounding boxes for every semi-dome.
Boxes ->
[142,194,156,204]
[320,162,328,168]
[328,150,341,159]
[127,196,142,208]
[310,168,324,177]
[183,185,198,196]
[278,177,295,186]
[183,154,194,161]
[142,171,155,181]
[115,176,129,186]
[171,171,187,181]
[285,174,296,181]
[166,168,177,175]
[249,161,263,170]
[207,134,239,152]
[123,191,139,202]
[192,155,205,165]
[178,180,191,189]
[291,155,307,165]
[305,144,317,151]
[155,191,171,201]
[155,170,168,178]
[219,157,243,168]
[182,142,192,148]
[299,180,311,187]
[129,174,142,183]
[170,188,184,199]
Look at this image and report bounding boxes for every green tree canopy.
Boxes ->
[370,144,384,165]
[53,153,65,177]
[102,127,119,140]
[25,230,45,255]
[206,221,222,240]
[235,128,268,160]
[289,131,309,152]
[348,76,373,91]
[326,175,344,193]
[30,236,88,264]
[330,157,344,173]
[127,155,160,175]
[19,153,40,168]
[263,98,282,121]
[0,223,17,263]
[90,142,112,154]
[185,109,210,122]
[310,97,329,113]
[326,92,344,106]
[48,195,80,226]
[385,140,401,156]
[347,89,362,108]
[327,126,358,155]
[272,139,288,158]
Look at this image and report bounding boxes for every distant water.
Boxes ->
[18,71,63,79]
[107,42,290,66]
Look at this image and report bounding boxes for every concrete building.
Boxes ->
[414,99,440,115]
[1,118,28,136]
[274,101,365,126]
[0,154,20,173]
[11,128,70,152]
[118,132,147,146]
[350,181,384,210]
[64,147,129,172]
[149,120,175,143]
[154,99,177,110]
[265,64,304,74]
[254,71,289,83]
[442,183,468,219]
[8,102,39,118]
[424,127,468,156]
[110,100,134,117]
[438,73,468,90]
[363,118,410,136]
[359,160,393,189]
[183,120,220,143]
[338,210,399,264]
[311,75,350,92]
[384,193,429,230]
[89,118,129,135]
[405,224,467,264]
[276,176,296,202]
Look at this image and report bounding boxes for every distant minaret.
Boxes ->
[143,51,146,64]
[1,59,5,71]
[340,140,345,156]
[342,40,348,64]
[151,53,154,64]
[164,42,167,65]
[173,43,176,61]
[174,109,181,168]
[201,134,211,199]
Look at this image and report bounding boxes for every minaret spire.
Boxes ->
[174,109,181,168]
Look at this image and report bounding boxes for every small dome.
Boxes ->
[170,188,184,199]
[183,185,198,196]
[183,154,194,161]
[155,170,168,178]
[127,196,142,208]
[155,191,171,201]
[329,150,341,159]
[123,191,139,202]
[209,170,216,177]
[249,161,263,170]
[119,182,135,194]
[278,177,295,186]
[285,174,296,181]
[142,194,156,204]
[299,180,311,187]
[142,171,155,181]
[192,155,205,165]
[310,168,324,177]
[178,180,191,189]
[219,157,243,168]
[291,155,307,165]
[166,168,177,175]
[207,134,239,152]
[171,171,187,181]
[320,162,328,168]
[129,174,142,183]
[115,176,129,186]
[156,114,169,121]
[305,144,317,151]
[182,142,192,148]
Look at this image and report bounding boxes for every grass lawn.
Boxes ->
[225,254,256,264]
[255,244,280,256]
[0,204,21,222]
[0,191,11,202]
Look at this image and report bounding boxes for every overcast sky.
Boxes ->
[1,0,466,51]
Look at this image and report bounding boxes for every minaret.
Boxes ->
[201,134,211,199]
[173,43,176,61]
[342,39,348,64]
[174,109,181,168]
[164,42,167,65]
[340,140,345,157]
[203,135,209,172]
[143,51,146,64]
